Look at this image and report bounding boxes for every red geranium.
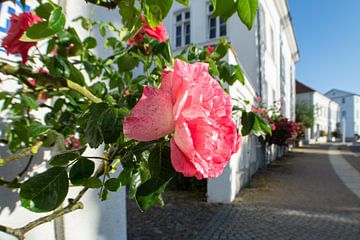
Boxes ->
[1,12,42,64]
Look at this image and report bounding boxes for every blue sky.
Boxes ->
[288,0,360,95]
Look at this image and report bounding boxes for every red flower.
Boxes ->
[64,136,81,150]
[207,45,214,53]
[1,12,42,64]
[128,16,168,45]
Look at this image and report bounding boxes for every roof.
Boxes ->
[296,80,315,94]
[325,88,359,97]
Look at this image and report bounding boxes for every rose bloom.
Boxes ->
[128,16,168,45]
[64,136,81,150]
[207,45,214,53]
[1,12,42,64]
[124,60,240,179]
[256,96,262,102]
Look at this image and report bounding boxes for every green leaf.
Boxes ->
[101,189,110,201]
[84,37,97,49]
[234,64,245,85]
[85,103,109,148]
[129,171,142,199]
[28,121,50,137]
[49,152,79,166]
[48,8,66,32]
[118,0,140,29]
[211,38,231,60]
[211,0,236,21]
[237,0,259,30]
[20,94,38,110]
[83,177,103,188]
[117,53,139,72]
[105,178,121,192]
[136,144,175,210]
[69,158,95,185]
[144,0,173,28]
[20,167,69,212]
[118,169,132,186]
[98,23,107,37]
[42,130,59,147]
[241,111,255,136]
[209,59,219,77]
[68,63,85,86]
[21,22,56,42]
[101,108,122,144]
[257,114,272,135]
[35,3,55,19]
[136,178,171,210]
[176,0,189,6]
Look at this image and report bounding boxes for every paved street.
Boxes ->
[127,144,360,240]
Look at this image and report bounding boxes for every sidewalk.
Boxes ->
[127,144,360,240]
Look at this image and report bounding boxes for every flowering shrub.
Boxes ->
[0,0,259,238]
[267,118,298,146]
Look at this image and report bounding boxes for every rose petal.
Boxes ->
[170,139,197,177]
[123,86,174,141]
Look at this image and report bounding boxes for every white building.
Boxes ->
[296,81,340,143]
[164,0,299,203]
[325,89,360,141]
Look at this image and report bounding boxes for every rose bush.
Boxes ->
[0,0,262,238]
[124,60,240,179]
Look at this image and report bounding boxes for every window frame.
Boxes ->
[207,2,227,40]
[174,9,191,48]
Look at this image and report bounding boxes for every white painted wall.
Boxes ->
[296,91,340,142]
[325,89,359,140]
[208,50,258,203]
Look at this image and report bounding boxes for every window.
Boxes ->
[208,3,226,39]
[174,9,191,48]
[342,98,345,104]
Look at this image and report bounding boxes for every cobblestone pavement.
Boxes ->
[127,144,360,240]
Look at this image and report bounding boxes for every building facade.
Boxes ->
[296,81,340,143]
[325,89,360,141]
[164,0,299,203]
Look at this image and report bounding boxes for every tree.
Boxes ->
[295,101,315,128]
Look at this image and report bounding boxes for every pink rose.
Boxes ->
[1,12,42,64]
[256,96,262,102]
[258,108,263,114]
[128,16,168,45]
[124,60,240,179]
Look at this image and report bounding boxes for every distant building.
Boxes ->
[325,89,360,141]
[296,81,340,143]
